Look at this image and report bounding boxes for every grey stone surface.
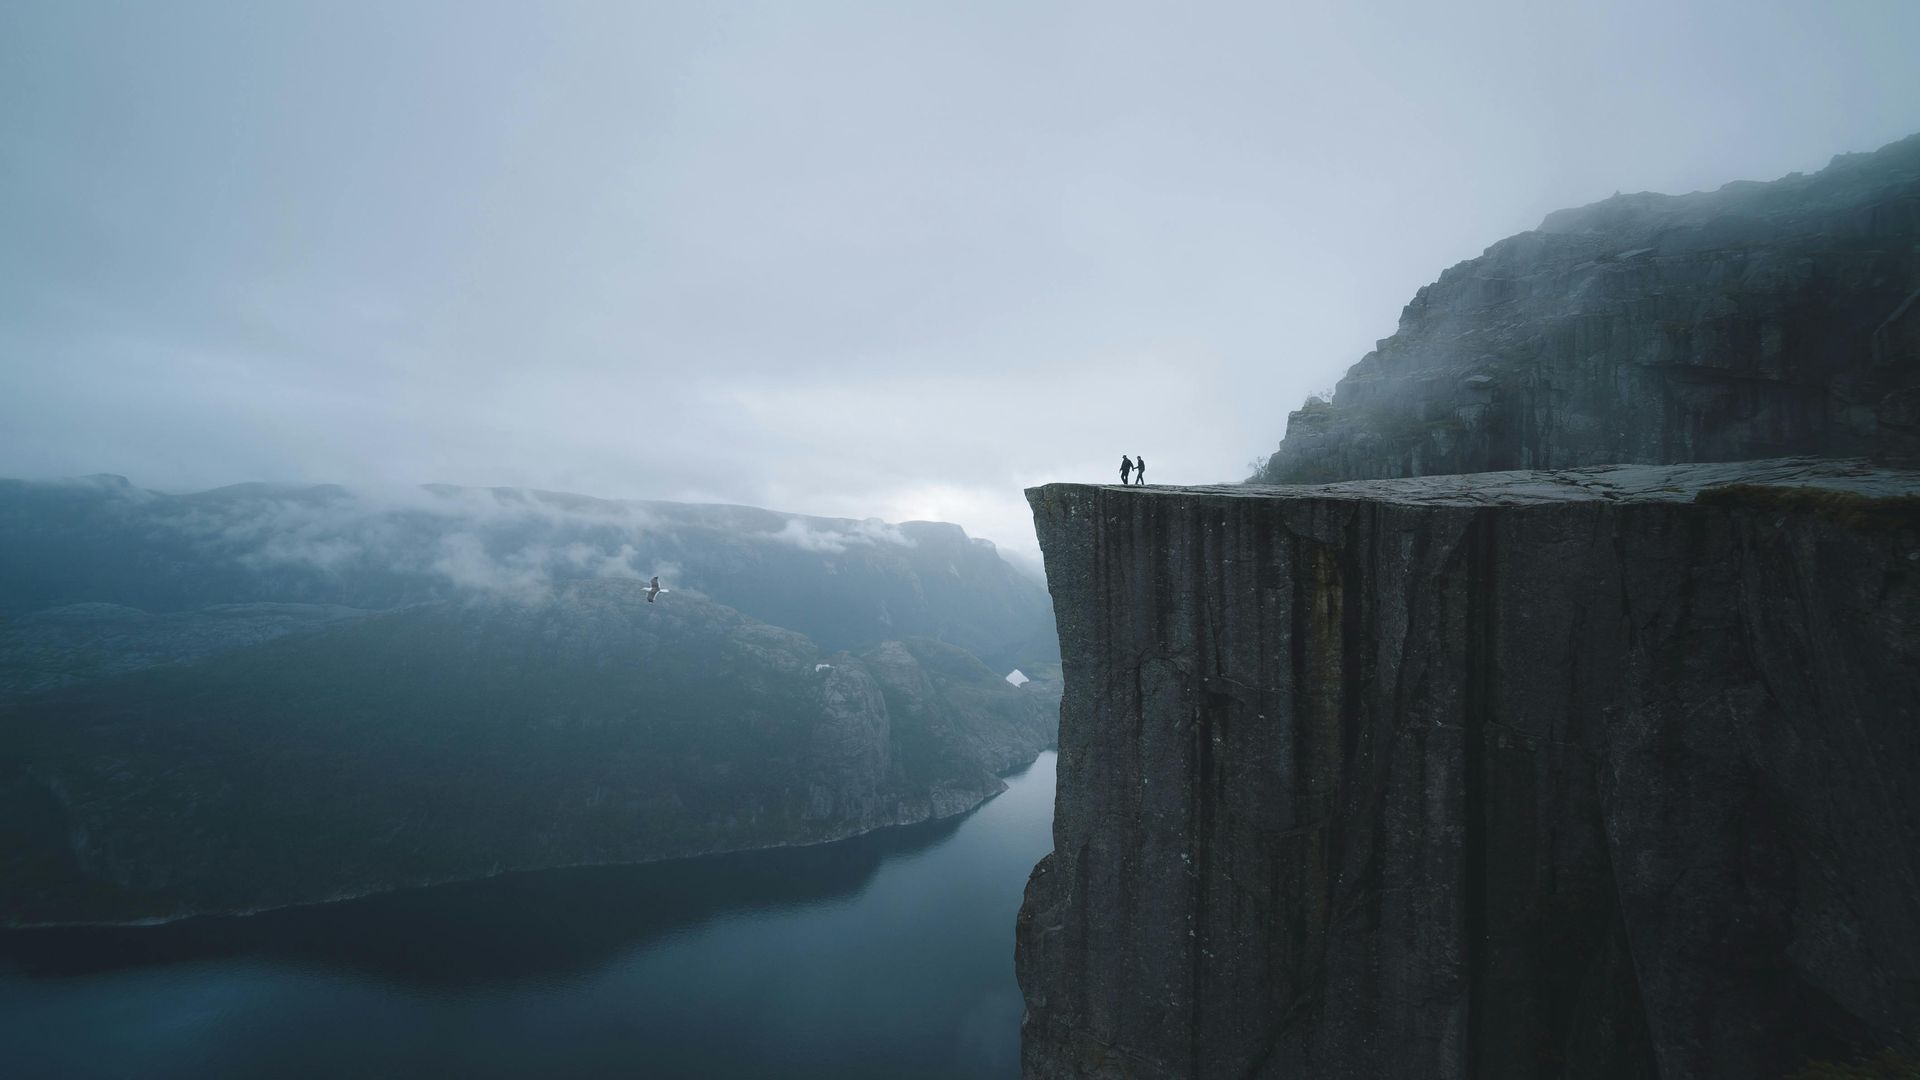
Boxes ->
[1252,133,1920,483]
[1017,460,1920,1079]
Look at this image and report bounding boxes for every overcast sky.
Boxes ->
[4,1,1918,559]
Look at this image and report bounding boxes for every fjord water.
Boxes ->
[0,753,1056,1078]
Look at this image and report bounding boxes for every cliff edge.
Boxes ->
[1017,459,1919,1079]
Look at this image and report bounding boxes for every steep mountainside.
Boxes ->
[1,582,1053,925]
[1253,133,1920,483]
[0,477,1060,924]
[0,602,368,695]
[1018,461,1918,1079]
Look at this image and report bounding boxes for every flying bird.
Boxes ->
[647,576,662,603]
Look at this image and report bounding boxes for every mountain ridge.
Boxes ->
[0,478,1061,925]
[1252,131,1920,483]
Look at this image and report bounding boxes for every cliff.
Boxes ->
[1252,133,1920,483]
[1017,459,1919,1079]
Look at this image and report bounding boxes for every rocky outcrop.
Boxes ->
[1252,133,1920,483]
[1017,460,1919,1079]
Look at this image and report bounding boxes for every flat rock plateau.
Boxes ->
[1018,459,1918,1079]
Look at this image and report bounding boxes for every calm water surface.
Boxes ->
[0,752,1056,1079]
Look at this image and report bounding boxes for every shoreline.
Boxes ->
[1,746,1055,932]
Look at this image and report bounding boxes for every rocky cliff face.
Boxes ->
[1252,133,1920,483]
[1017,459,1919,1079]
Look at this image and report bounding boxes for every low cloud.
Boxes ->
[766,517,912,554]
[74,479,938,602]
[124,483,668,601]
[431,533,555,599]
[6,3,1919,575]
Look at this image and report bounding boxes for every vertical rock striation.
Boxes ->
[1017,459,1919,1079]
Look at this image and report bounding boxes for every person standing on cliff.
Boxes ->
[1134,455,1145,485]
[1119,455,1133,485]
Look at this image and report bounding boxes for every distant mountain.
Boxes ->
[0,476,1060,674]
[0,478,1060,925]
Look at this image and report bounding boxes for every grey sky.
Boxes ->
[4,1,1918,559]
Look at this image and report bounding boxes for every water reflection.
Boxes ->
[3,808,969,989]
[0,753,1056,1080]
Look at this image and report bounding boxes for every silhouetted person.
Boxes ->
[1134,456,1145,485]
[1119,455,1133,485]
[647,576,661,603]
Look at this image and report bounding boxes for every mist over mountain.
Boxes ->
[0,475,1058,671]
[1251,131,1920,483]
[0,476,1059,924]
